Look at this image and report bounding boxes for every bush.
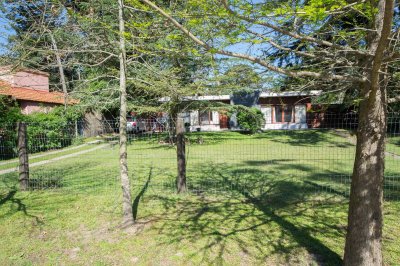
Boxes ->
[236,107,264,133]
[0,101,83,158]
[0,97,23,159]
[25,106,83,153]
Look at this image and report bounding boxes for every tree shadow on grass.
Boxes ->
[144,162,346,265]
[132,167,153,220]
[256,129,354,149]
[0,189,44,225]
[216,169,342,264]
[0,160,118,224]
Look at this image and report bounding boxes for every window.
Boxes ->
[199,111,213,125]
[274,105,293,123]
[294,105,306,123]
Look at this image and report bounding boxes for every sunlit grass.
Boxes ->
[0,130,399,265]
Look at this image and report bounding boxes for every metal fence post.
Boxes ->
[17,122,29,191]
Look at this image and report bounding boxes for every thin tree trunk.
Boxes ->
[17,122,29,191]
[49,32,68,110]
[176,115,187,193]
[118,0,134,226]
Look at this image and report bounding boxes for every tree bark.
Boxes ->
[176,115,187,193]
[344,1,394,264]
[17,122,29,191]
[343,82,386,265]
[118,0,134,226]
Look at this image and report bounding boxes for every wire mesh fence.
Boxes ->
[0,112,399,201]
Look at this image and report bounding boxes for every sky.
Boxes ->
[0,8,14,55]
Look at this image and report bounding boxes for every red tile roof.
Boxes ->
[0,81,78,105]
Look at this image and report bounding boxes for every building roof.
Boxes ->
[0,81,78,105]
[259,90,321,97]
[0,65,50,77]
[159,91,321,102]
[159,95,231,102]
[187,95,231,101]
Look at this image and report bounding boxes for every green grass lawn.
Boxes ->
[0,143,98,171]
[0,130,399,265]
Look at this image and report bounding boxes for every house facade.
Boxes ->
[0,66,76,114]
[257,91,319,130]
[177,95,231,132]
[177,91,321,131]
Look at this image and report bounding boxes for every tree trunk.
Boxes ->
[118,0,134,226]
[17,122,29,191]
[344,1,393,264]
[176,116,187,193]
[49,32,68,111]
[343,82,387,265]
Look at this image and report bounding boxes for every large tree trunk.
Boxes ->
[343,82,387,265]
[343,0,393,264]
[176,115,187,193]
[118,0,134,227]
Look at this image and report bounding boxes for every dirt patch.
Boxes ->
[122,218,157,235]
[65,247,81,260]
[72,223,118,245]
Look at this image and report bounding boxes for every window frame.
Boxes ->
[272,105,295,123]
[199,110,214,125]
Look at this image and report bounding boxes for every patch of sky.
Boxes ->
[0,8,14,55]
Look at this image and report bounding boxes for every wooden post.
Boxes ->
[17,122,29,190]
[176,117,187,193]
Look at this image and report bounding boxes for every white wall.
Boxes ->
[263,123,308,130]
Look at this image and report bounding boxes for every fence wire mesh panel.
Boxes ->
[0,114,399,201]
[128,114,399,202]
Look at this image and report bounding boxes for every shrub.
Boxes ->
[0,97,23,159]
[236,107,264,133]
[25,106,83,153]
[0,101,83,158]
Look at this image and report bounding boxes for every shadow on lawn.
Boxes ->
[141,162,347,265]
[132,167,153,220]
[257,129,354,148]
[0,160,119,221]
[136,130,356,153]
[0,189,44,225]
[134,132,252,151]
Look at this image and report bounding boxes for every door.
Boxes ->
[219,113,229,128]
